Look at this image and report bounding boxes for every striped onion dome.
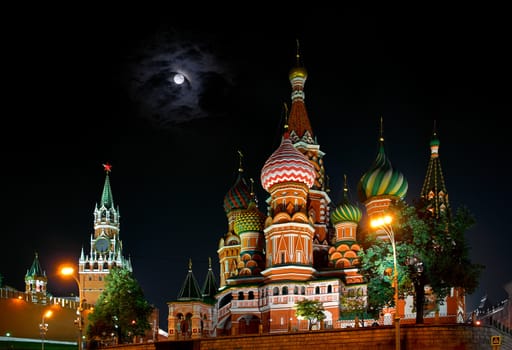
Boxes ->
[358,141,408,203]
[331,184,362,225]
[234,201,266,235]
[223,170,252,214]
[260,132,316,192]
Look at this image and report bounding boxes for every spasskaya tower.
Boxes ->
[78,164,132,305]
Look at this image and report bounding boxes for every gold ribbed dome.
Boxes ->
[289,66,307,80]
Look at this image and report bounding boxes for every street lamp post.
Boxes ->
[39,310,53,350]
[371,215,400,350]
[60,266,83,350]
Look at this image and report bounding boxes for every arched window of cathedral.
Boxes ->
[327,285,332,293]
[93,262,98,270]
[273,287,279,295]
[248,291,254,300]
[282,286,288,295]
[238,291,244,300]
[85,262,90,270]
[103,262,108,269]
[294,286,299,294]
[315,286,320,294]
[301,286,306,295]
[219,293,233,308]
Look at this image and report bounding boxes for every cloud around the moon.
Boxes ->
[120,28,236,129]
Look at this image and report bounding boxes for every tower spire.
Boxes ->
[100,163,114,209]
[379,116,384,143]
[283,102,289,132]
[237,150,244,173]
[295,38,301,66]
[420,121,451,219]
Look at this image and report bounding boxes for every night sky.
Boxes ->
[2,6,510,326]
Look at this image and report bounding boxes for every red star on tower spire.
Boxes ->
[103,163,112,173]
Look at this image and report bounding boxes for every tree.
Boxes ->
[294,299,326,330]
[359,234,405,319]
[340,291,367,326]
[361,202,483,324]
[87,267,154,344]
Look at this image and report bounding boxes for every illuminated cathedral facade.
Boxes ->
[166,49,464,338]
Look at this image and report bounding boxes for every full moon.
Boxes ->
[173,73,185,85]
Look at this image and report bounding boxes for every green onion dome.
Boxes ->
[358,141,408,203]
[234,201,266,235]
[261,132,316,192]
[223,170,252,214]
[331,199,362,225]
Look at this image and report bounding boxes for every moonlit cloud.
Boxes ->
[121,29,235,128]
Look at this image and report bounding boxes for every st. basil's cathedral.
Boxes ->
[166,48,463,338]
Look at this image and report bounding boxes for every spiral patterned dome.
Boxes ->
[260,133,316,192]
[331,201,362,225]
[223,171,252,214]
[234,202,266,235]
[358,142,408,203]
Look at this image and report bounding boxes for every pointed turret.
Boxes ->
[94,163,120,239]
[288,40,314,145]
[100,163,114,209]
[177,259,202,301]
[284,41,331,254]
[420,122,451,219]
[26,252,45,278]
[25,252,48,303]
[201,257,218,303]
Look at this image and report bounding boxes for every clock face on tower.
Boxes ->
[95,237,109,253]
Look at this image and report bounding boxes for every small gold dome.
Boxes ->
[289,66,308,80]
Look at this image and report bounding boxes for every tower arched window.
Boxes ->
[301,286,306,295]
[327,285,332,293]
[315,286,320,294]
[238,291,244,300]
[248,291,254,300]
[273,287,279,295]
[93,262,98,270]
[282,286,288,295]
[294,286,299,294]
